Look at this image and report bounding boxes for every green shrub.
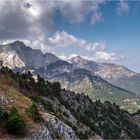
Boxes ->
[63,111,69,118]
[10,107,18,115]
[0,107,9,120]
[52,82,61,96]
[78,131,89,139]
[63,119,72,127]
[46,123,49,128]
[6,107,27,135]
[29,96,54,113]
[26,103,41,123]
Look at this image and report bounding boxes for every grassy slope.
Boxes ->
[0,73,40,138]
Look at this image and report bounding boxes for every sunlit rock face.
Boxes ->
[0,41,59,70]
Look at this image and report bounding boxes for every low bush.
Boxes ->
[0,107,9,120]
[6,107,27,135]
[26,103,41,123]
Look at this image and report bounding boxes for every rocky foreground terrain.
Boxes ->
[0,67,140,139]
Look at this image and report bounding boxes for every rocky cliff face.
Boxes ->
[45,60,73,79]
[27,113,78,140]
[0,41,59,70]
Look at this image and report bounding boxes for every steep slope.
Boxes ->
[95,63,140,96]
[0,67,79,139]
[0,41,59,70]
[45,62,140,113]
[60,91,140,139]
[70,56,140,96]
[0,67,140,139]
[44,60,73,79]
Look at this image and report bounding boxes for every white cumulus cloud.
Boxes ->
[46,31,106,52]
[0,0,105,41]
[94,51,123,61]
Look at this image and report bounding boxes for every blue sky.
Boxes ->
[53,1,140,72]
[0,0,140,72]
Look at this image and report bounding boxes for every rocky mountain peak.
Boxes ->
[69,56,98,71]
[10,40,25,46]
[70,56,89,64]
[0,41,59,70]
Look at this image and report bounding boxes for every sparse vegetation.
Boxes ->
[26,103,42,123]
[0,67,140,139]
[6,107,27,135]
[78,130,89,139]
[30,95,54,113]
[0,107,9,121]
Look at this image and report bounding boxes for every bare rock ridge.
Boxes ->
[0,41,59,70]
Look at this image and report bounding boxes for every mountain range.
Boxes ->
[70,56,140,96]
[0,41,140,112]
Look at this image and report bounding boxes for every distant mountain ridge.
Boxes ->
[0,41,59,70]
[0,41,140,112]
[46,65,140,112]
[69,56,140,96]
